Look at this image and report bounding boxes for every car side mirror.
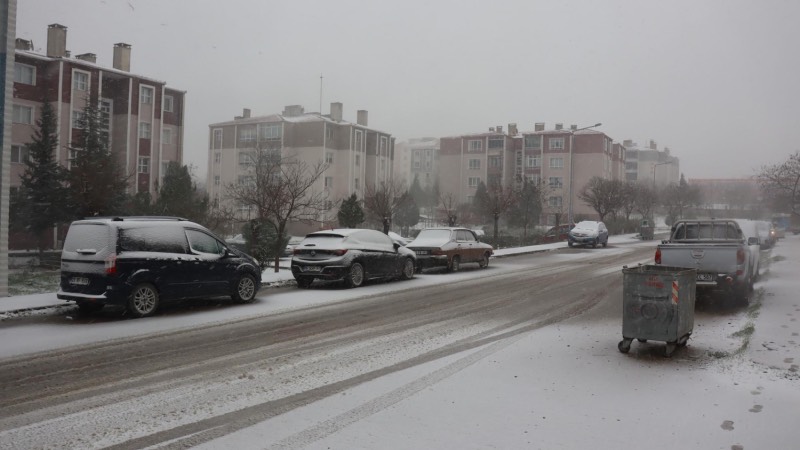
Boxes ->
[393,242,401,251]
[748,237,759,245]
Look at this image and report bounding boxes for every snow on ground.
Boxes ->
[197,236,800,450]
[1,232,798,448]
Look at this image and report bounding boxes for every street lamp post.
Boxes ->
[567,123,602,224]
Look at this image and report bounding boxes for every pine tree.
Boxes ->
[18,102,70,253]
[337,193,365,228]
[67,100,130,218]
[154,162,208,223]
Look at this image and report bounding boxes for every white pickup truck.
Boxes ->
[655,219,759,304]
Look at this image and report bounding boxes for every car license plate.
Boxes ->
[70,277,90,286]
[304,266,322,273]
[415,250,429,255]
[696,274,713,281]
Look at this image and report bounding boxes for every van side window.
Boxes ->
[186,229,225,255]
[119,227,187,253]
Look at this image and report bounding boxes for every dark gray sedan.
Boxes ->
[291,229,417,288]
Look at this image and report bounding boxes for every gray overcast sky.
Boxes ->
[16,0,800,181]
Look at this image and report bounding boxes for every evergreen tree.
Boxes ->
[337,193,365,228]
[394,192,420,235]
[67,100,129,218]
[508,178,543,239]
[18,102,70,253]
[154,162,209,222]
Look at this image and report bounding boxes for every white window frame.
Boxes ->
[73,70,89,91]
[239,127,256,143]
[164,94,174,112]
[526,155,541,168]
[138,156,150,174]
[549,137,565,150]
[259,123,282,140]
[325,152,334,164]
[12,104,34,124]
[549,157,564,169]
[469,159,481,170]
[355,154,361,166]
[71,109,86,129]
[138,122,152,139]
[214,152,221,164]
[214,175,220,186]
[14,63,36,85]
[548,196,563,207]
[324,176,333,189]
[213,129,223,149]
[10,144,29,164]
[468,177,480,188]
[468,140,482,152]
[548,177,564,189]
[140,85,154,104]
[162,127,173,144]
[354,178,360,190]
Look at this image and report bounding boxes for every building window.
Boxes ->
[526,155,541,168]
[355,130,363,151]
[239,127,256,143]
[524,135,541,149]
[527,174,541,186]
[259,123,282,140]
[12,104,33,124]
[164,95,174,112]
[488,138,504,149]
[468,140,482,152]
[213,129,223,149]
[138,122,151,139]
[14,63,35,85]
[548,196,563,207]
[468,177,480,188]
[380,137,388,156]
[355,154,361,166]
[10,145,29,164]
[214,175,220,186]
[214,152,221,164]
[325,176,333,189]
[325,152,334,164]
[238,152,254,167]
[73,71,89,91]
[138,156,150,174]
[162,128,172,144]
[71,110,86,129]
[549,157,564,168]
[549,137,565,150]
[140,86,154,104]
[238,175,255,186]
[354,178,360,189]
[548,177,564,189]
[466,195,475,203]
[469,159,481,170]
[489,156,502,168]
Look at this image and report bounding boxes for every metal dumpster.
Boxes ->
[618,264,696,356]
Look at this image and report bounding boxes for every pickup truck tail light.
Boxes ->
[655,248,661,265]
[736,248,745,265]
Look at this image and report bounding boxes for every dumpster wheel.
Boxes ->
[618,338,632,353]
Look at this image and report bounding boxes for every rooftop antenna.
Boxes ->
[319,73,323,114]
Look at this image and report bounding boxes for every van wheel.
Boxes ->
[127,283,159,318]
[344,262,364,288]
[232,273,257,303]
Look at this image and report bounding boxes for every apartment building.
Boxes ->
[393,137,439,190]
[10,24,185,199]
[438,124,519,205]
[623,139,680,186]
[207,103,394,234]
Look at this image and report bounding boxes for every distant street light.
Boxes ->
[567,123,602,224]
[653,160,673,186]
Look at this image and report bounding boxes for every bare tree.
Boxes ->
[438,192,459,226]
[226,145,328,271]
[363,179,408,233]
[474,180,517,241]
[509,178,545,240]
[759,152,800,221]
[633,182,658,222]
[577,177,625,222]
